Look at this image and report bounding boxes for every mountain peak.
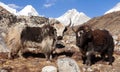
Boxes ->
[17,5,39,16]
[67,9,85,15]
[57,9,90,26]
[105,2,120,14]
[25,5,33,8]
[68,9,78,13]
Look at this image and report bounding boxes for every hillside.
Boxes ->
[83,11,120,35]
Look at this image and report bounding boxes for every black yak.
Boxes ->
[74,25,114,66]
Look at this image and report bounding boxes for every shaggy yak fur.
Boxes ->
[5,24,57,61]
[75,25,114,66]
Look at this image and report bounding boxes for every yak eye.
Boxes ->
[77,30,84,37]
[80,30,84,34]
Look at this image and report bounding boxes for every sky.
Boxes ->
[0,0,120,18]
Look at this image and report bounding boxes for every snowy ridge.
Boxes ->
[105,2,120,14]
[0,2,17,15]
[17,5,39,16]
[57,9,90,26]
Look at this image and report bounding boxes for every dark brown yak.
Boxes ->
[74,25,114,66]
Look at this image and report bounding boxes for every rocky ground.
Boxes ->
[0,45,120,72]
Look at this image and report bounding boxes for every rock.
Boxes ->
[42,66,57,72]
[0,69,8,72]
[57,57,81,72]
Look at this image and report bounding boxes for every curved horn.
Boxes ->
[66,18,72,27]
[72,23,76,32]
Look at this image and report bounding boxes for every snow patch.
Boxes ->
[105,2,120,14]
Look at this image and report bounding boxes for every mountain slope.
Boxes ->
[105,2,120,14]
[17,5,39,16]
[57,9,90,26]
[84,11,120,35]
[0,6,11,14]
[0,2,17,15]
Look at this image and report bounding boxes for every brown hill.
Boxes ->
[84,11,120,35]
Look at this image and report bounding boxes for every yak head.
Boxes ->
[49,19,71,40]
[75,25,92,48]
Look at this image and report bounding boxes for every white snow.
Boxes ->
[17,5,39,16]
[0,2,17,15]
[105,2,120,14]
[57,9,90,26]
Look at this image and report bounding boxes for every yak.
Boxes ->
[74,25,114,66]
[5,19,71,61]
[6,23,57,61]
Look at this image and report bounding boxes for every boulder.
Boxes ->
[42,66,57,72]
[57,57,81,72]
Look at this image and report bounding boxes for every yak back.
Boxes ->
[91,29,111,46]
[21,24,56,43]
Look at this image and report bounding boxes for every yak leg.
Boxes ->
[45,53,50,63]
[45,53,50,61]
[82,55,86,64]
[8,48,19,59]
[18,49,24,59]
[86,50,95,66]
[45,53,53,62]
[8,51,12,59]
[107,50,114,65]
[85,42,95,66]
[86,52,92,66]
[49,54,53,61]
[8,48,12,59]
[18,46,24,59]
[101,52,106,61]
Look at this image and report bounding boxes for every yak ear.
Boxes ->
[64,27,68,32]
[77,31,81,37]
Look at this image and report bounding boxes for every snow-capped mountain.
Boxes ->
[57,9,90,26]
[105,2,120,14]
[0,2,39,16]
[17,5,39,16]
[0,2,17,15]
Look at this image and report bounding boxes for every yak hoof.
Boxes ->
[108,62,112,65]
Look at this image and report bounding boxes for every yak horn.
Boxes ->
[72,23,76,32]
[66,18,72,27]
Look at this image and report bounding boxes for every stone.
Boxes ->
[42,66,57,72]
[57,57,81,72]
